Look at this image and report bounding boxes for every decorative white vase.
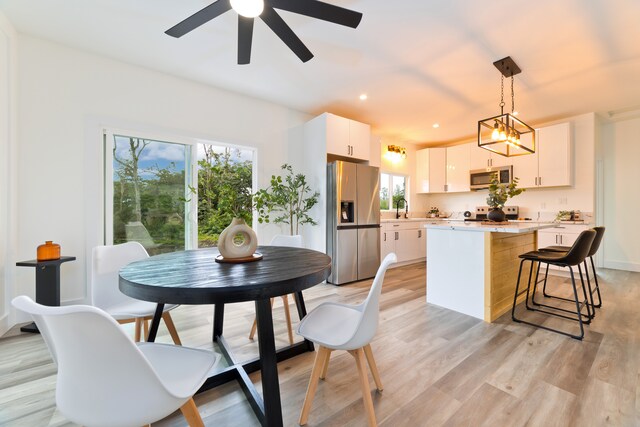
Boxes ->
[217,218,258,259]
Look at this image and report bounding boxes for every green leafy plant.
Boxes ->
[486,175,525,208]
[253,164,319,235]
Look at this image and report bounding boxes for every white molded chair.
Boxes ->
[297,253,397,427]
[12,296,218,427]
[249,234,304,345]
[92,242,181,344]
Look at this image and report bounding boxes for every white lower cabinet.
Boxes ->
[537,224,588,271]
[381,222,427,264]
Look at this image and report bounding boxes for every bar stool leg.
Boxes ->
[589,257,603,308]
[541,263,551,297]
[531,261,544,306]
[568,267,585,340]
[523,261,536,311]
[512,259,528,321]
[577,263,593,323]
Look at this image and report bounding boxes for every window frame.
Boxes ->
[380,172,409,211]
[102,127,257,250]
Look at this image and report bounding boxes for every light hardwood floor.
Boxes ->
[1,263,639,426]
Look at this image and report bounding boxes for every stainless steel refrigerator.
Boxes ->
[327,161,381,285]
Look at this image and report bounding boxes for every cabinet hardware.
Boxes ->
[444,184,448,192]
[539,176,542,186]
[535,177,538,186]
[418,230,422,238]
[395,232,398,240]
[383,232,386,242]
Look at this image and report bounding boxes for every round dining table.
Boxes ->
[119,245,331,427]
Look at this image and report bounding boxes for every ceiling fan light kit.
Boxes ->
[165,0,363,65]
[478,56,535,157]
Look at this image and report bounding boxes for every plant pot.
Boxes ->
[487,208,506,222]
[218,218,258,259]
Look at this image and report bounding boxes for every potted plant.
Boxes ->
[253,164,319,236]
[486,175,525,222]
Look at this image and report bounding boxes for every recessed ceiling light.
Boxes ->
[432,123,440,128]
[359,94,368,101]
[513,111,519,116]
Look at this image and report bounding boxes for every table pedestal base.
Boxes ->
[146,291,313,427]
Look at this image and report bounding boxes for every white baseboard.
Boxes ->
[604,260,640,272]
[389,258,425,269]
[0,313,8,337]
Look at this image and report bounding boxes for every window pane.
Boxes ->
[196,145,253,248]
[380,173,390,210]
[392,176,406,209]
[112,136,186,255]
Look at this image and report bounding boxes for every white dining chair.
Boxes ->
[12,295,219,427]
[92,242,181,344]
[249,234,304,345]
[297,253,397,427]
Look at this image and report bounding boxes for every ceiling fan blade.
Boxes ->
[238,16,254,65]
[269,0,363,28]
[261,7,314,62]
[165,0,232,38]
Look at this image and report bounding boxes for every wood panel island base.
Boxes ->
[425,222,555,322]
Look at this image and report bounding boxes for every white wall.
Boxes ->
[416,113,597,220]
[600,115,640,271]
[0,12,17,336]
[10,35,313,325]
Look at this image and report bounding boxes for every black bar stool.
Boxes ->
[538,226,605,311]
[511,229,596,340]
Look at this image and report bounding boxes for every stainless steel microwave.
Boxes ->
[470,165,513,190]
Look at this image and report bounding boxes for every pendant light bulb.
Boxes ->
[491,121,500,140]
[499,123,506,140]
[231,0,264,18]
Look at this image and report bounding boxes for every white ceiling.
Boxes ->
[2,0,640,145]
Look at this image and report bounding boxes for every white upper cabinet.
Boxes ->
[321,113,370,161]
[511,131,538,188]
[469,141,512,170]
[538,122,571,187]
[446,144,470,192]
[348,119,371,161]
[470,142,492,171]
[511,122,571,188]
[416,147,446,193]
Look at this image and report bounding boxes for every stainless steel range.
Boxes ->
[466,206,519,221]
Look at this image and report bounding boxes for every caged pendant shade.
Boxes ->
[478,56,535,157]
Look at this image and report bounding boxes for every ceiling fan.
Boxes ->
[165,0,363,64]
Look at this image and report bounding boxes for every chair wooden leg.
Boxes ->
[363,344,383,392]
[249,298,275,341]
[143,318,149,342]
[320,349,332,380]
[299,346,330,425]
[162,312,182,345]
[351,348,377,427]
[281,294,294,345]
[134,318,142,342]
[180,397,205,427]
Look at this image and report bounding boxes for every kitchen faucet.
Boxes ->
[395,198,408,219]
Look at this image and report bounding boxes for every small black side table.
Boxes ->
[16,256,76,333]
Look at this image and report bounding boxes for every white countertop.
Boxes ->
[424,221,557,233]
[381,217,464,223]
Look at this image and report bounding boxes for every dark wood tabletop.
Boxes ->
[119,245,331,305]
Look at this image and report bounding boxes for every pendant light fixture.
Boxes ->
[478,57,535,157]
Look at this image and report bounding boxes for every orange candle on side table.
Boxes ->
[37,241,61,261]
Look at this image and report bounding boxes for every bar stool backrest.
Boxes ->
[559,229,596,266]
[587,226,605,257]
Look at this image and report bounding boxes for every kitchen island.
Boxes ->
[425,221,555,322]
